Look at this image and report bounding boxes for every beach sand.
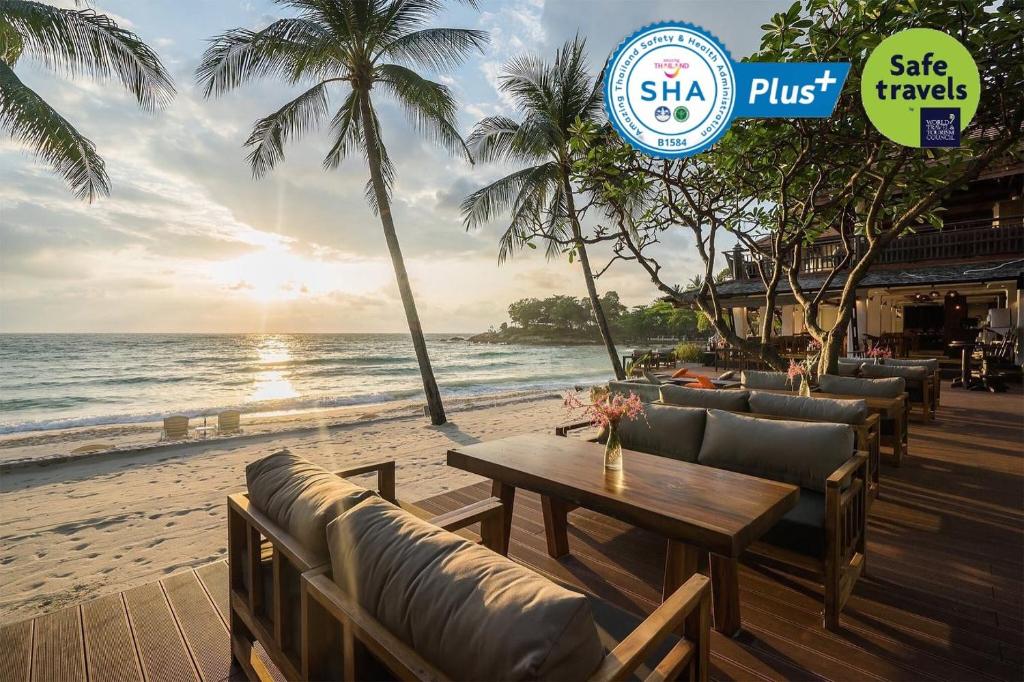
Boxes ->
[0,390,578,622]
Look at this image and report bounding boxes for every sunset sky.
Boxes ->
[0,0,787,333]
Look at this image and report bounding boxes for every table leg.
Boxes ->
[710,554,741,636]
[541,495,571,558]
[490,480,515,556]
[894,409,906,466]
[663,540,703,601]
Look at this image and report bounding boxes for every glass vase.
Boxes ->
[799,379,812,397]
[604,422,623,471]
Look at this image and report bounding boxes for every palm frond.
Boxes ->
[1,15,24,65]
[195,18,337,98]
[376,27,487,70]
[323,88,364,170]
[3,0,174,109]
[461,160,558,231]
[375,62,468,158]
[466,114,548,165]
[244,81,332,178]
[0,59,108,201]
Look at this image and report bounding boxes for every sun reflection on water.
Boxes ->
[250,337,298,402]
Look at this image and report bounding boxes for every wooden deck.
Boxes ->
[2,382,1021,681]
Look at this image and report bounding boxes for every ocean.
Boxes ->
[0,334,623,434]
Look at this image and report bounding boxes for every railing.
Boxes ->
[723,216,1024,280]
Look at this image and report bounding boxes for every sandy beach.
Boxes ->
[0,390,576,622]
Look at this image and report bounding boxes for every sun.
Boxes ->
[211,244,390,303]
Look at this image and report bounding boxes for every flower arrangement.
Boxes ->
[787,358,813,396]
[564,386,645,470]
[865,345,893,360]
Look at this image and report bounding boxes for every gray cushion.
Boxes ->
[660,384,750,411]
[327,498,604,681]
[616,404,706,463]
[860,363,928,382]
[883,357,939,371]
[760,489,826,557]
[749,391,868,425]
[837,360,862,377]
[697,410,854,493]
[609,379,661,403]
[741,370,801,390]
[245,450,375,560]
[819,374,906,398]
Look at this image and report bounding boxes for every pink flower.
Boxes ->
[564,387,646,429]
[807,339,822,352]
[787,359,806,381]
[866,346,892,359]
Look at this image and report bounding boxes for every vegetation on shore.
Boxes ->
[470,292,702,345]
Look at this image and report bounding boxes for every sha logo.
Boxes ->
[605,23,735,159]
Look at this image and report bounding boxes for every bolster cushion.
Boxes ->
[741,370,800,391]
[819,374,906,398]
[660,384,750,411]
[859,363,929,382]
[883,357,939,371]
[327,498,604,682]
[837,359,862,377]
[616,403,706,463]
[609,379,661,403]
[697,410,854,492]
[749,391,868,425]
[245,450,376,560]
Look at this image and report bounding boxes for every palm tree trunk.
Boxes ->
[560,165,626,380]
[358,91,446,425]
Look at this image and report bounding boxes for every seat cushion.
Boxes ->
[327,498,604,682]
[819,374,906,398]
[749,391,868,425]
[697,410,854,493]
[245,450,376,560]
[760,489,825,557]
[609,379,662,403]
[883,357,939,371]
[741,370,800,391]
[860,363,928,382]
[617,403,706,463]
[661,384,750,411]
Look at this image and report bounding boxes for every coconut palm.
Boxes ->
[461,37,625,379]
[0,1,175,201]
[196,0,487,425]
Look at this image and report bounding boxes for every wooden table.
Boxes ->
[745,388,909,465]
[447,433,798,636]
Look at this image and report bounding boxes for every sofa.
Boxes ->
[561,402,869,630]
[881,357,941,413]
[819,374,909,465]
[229,451,712,682]
[859,363,933,421]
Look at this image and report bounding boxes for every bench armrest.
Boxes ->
[554,417,595,437]
[826,451,868,489]
[429,497,503,533]
[334,459,396,503]
[228,492,325,572]
[591,574,711,682]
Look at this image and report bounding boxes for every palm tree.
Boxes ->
[0,1,175,201]
[461,37,625,379]
[196,0,488,426]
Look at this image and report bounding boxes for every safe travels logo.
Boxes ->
[604,22,850,159]
[860,28,980,148]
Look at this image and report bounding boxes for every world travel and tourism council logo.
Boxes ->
[605,23,736,158]
[605,22,850,159]
[860,29,980,148]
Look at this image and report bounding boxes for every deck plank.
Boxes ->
[123,582,199,682]
[162,571,232,682]
[0,619,33,682]
[31,605,85,682]
[81,593,143,682]
[194,562,229,627]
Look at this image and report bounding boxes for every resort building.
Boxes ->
[713,160,1023,362]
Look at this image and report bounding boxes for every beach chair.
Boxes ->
[160,415,190,441]
[218,410,242,435]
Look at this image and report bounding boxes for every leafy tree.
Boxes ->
[196,0,487,425]
[0,0,174,201]
[461,37,626,379]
